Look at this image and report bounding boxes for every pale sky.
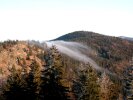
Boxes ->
[0,0,133,41]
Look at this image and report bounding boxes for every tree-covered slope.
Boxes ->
[54,31,133,74]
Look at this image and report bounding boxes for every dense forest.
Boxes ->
[0,31,133,99]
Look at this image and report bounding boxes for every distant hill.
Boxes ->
[119,36,133,41]
[54,31,133,74]
[54,31,103,41]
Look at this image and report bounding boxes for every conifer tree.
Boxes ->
[83,65,100,100]
[2,61,41,100]
[72,64,100,100]
[72,69,86,100]
[2,65,28,100]
[39,46,69,100]
[25,60,41,99]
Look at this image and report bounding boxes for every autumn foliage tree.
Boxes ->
[100,72,120,100]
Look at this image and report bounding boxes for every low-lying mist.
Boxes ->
[46,41,102,70]
[29,40,116,76]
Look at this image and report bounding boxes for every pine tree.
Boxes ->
[39,46,69,100]
[2,65,28,100]
[25,60,41,99]
[72,69,86,100]
[72,64,100,100]
[2,61,41,100]
[83,65,100,100]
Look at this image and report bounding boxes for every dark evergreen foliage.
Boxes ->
[2,61,40,100]
[72,64,100,100]
[2,66,29,100]
[39,46,69,100]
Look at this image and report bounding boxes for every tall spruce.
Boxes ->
[25,60,41,99]
[39,46,69,100]
[72,64,100,100]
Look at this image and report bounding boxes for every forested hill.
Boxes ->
[0,32,133,99]
[54,31,133,74]
[54,31,102,41]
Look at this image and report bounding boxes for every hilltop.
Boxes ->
[54,31,133,74]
